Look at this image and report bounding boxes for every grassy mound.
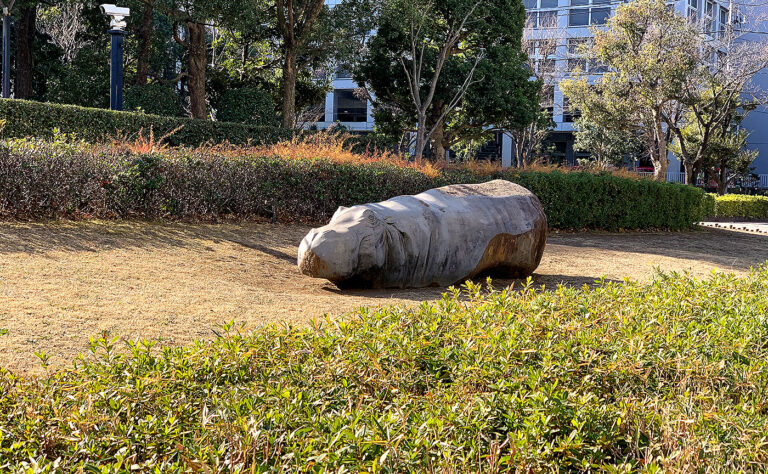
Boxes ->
[2,268,768,471]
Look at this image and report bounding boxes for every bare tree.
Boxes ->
[37,2,85,63]
[398,0,485,161]
[667,9,768,184]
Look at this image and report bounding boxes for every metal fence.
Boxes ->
[633,172,768,188]
[635,171,687,184]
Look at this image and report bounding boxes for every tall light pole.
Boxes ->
[100,4,130,111]
[0,0,15,99]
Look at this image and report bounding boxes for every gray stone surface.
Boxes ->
[700,222,768,234]
[297,180,548,289]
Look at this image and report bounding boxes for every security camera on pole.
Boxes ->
[100,4,130,111]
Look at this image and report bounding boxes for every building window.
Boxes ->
[569,0,611,26]
[525,0,558,8]
[562,97,581,122]
[525,0,559,28]
[526,10,558,28]
[333,90,367,122]
[567,38,588,70]
[687,0,698,20]
[541,85,555,119]
[569,8,589,26]
[719,6,729,37]
[591,7,610,24]
[528,38,558,74]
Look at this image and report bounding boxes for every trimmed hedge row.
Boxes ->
[713,194,768,220]
[0,141,711,230]
[0,99,293,147]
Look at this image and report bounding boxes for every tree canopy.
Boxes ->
[356,0,539,160]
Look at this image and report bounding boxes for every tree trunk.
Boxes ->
[684,163,697,187]
[431,123,447,162]
[186,21,207,119]
[15,6,36,99]
[280,47,298,128]
[135,4,154,86]
[718,167,728,195]
[413,112,427,161]
[652,112,668,182]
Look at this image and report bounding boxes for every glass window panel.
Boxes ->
[526,11,538,26]
[571,0,589,6]
[539,10,557,26]
[569,8,589,26]
[541,0,558,7]
[568,58,587,71]
[524,0,537,9]
[334,90,367,122]
[591,7,610,24]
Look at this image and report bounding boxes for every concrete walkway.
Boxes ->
[700,222,768,235]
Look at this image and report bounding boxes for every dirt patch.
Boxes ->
[1,221,767,375]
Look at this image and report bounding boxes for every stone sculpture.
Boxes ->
[297,180,547,288]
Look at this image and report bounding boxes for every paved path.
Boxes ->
[700,222,768,234]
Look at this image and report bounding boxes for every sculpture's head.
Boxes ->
[298,205,388,284]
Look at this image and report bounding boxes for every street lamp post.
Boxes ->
[100,4,130,111]
[1,2,14,99]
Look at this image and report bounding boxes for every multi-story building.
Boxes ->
[318,0,768,185]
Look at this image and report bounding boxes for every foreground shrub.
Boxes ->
[713,194,768,220]
[2,268,768,470]
[0,99,292,147]
[0,139,710,229]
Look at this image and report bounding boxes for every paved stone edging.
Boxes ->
[700,222,768,235]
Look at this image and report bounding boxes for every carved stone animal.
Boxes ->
[297,180,547,289]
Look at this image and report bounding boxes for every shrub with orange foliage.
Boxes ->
[0,134,711,229]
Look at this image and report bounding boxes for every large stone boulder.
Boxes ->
[297,180,547,289]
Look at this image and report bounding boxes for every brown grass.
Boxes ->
[88,130,664,183]
[2,221,765,376]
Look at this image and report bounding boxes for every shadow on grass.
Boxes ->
[0,220,308,256]
[0,220,765,279]
[318,273,625,303]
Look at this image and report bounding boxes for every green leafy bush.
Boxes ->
[713,194,768,220]
[0,99,293,147]
[216,87,276,126]
[2,268,768,470]
[124,84,185,117]
[0,141,710,229]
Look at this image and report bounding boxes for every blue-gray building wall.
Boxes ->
[740,16,768,175]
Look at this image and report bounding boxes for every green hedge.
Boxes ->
[3,268,768,470]
[0,140,711,229]
[0,98,293,147]
[713,194,768,220]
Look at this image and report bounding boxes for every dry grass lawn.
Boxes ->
[1,220,767,375]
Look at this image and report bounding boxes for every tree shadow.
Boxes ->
[0,220,307,256]
[553,227,768,272]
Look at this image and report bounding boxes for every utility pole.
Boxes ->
[0,0,15,99]
[100,4,130,111]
